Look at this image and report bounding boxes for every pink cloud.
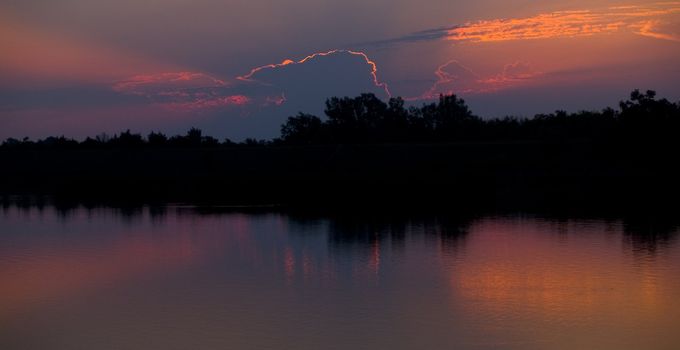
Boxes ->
[411,60,543,100]
[112,71,249,112]
[265,93,287,106]
[480,62,542,86]
[161,95,251,111]
[415,60,480,100]
[112,72,228,95]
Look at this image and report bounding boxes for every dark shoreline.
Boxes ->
[3,89,679,213]
[2,140,679,213]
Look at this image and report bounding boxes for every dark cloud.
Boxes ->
[239,50,390,111]
[355,25,460,48]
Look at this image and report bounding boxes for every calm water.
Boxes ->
[1,204,680,350]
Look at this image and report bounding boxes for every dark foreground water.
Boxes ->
[1,204,680,350]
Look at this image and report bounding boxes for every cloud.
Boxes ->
[234,49,393,121]
[2,48,394,140]
[411,60,543,100]
[443,4,680,43]
[237,49,391,99]
[112,50,391,115]
[356,25,461,47]
[217,4,680,107]
[415,60,480,100]
[363,2,680,47]
[630,19,680,42]
[159,95,251,112]
[480,62,541,86]
[112,72,249,111]
[112,72,228,95]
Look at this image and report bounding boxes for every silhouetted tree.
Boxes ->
[148,131,168,146]
[2,138,21,148]
[40,136,79,149]
[187,128,203,147]
[243,138,268,146]
[202,135,220,147]
[383,97,410,141]
[96,133,110,143]
[324,93,389,142]
[618,89,679,141]
[430,94,481,140]
[109,130,144,148]
[281,113,324,144]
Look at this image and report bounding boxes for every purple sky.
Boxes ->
[1,0,679,140]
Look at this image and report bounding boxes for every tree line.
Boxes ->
[0,128,270,150]
[280,90,680,144]
[2,89,679,149]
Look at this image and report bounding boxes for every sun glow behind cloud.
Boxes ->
[237,49,392,98]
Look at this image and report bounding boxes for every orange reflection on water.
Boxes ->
[446,219,680,347]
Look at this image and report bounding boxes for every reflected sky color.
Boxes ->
[1,1,679,139]
[1,205,680,349]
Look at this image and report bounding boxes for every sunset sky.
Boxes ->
[1,0,679,140]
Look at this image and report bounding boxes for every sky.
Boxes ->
[1,0,679,140]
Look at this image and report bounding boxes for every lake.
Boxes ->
[1,203,679,349]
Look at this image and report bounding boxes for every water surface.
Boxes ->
[1,204,680,349]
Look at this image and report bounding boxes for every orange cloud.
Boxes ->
[631,19,680,41]
[445,3,680,43]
